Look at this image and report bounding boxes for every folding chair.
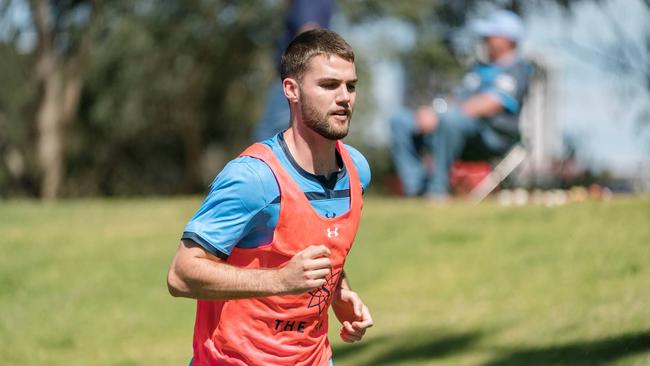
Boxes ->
[467,58,551,203]
[468,143,527,203]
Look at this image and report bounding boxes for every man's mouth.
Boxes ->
[330,110,350,119]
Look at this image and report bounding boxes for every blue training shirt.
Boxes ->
[455,55,532,139]
[182,133,371,259]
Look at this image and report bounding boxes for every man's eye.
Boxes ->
[347,84,356,92]
[321,83,338,89]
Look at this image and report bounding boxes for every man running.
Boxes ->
[167,29,373,366]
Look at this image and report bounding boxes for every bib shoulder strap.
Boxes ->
[240,143,273,161]
[336,141,363,211]
[239,143,285,175]
[239,143,301,199]
[241,141,363,211]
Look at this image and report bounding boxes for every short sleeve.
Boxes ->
[486,61,533,114]
[487,72,520,113]
[182,157,272,259]
[345,145,372,193]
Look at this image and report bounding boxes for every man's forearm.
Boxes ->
[461,93,503,118]
[168,254,284,300]
[168,240,333,300]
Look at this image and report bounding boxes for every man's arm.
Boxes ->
[464,65,531,119]
[167,239,332,300]
[331,272,374,343]
[461,93,504,119]
[414,93,503,134]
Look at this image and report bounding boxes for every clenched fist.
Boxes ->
[276,245,332,295]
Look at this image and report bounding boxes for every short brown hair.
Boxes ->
[280,29,355,81]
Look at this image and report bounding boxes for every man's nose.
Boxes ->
[335,85,351,104]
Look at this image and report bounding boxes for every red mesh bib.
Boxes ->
[192,141,363,366]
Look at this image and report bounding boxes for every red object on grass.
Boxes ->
[450,161,491,195]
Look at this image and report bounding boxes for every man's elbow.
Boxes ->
[167,268,190,298]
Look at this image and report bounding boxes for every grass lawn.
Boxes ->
[0,196,649,365]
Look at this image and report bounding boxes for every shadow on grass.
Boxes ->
[332,329,483,365]
[483,330,650,366]
[331,334,385,360]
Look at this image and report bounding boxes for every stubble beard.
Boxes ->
[299,92,352,141]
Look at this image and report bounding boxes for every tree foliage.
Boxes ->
[0,0,646,198]
[1,0,280,197]
[71,0,279,195]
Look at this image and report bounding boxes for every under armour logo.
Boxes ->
[326,227,339,238]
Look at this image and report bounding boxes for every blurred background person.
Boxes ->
[389,9,533,199]
[251,0,335,142]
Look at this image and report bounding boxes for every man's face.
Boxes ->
[484,35,515,61]
[296,54,357,140]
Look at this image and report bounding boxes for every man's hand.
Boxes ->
[415,105,439,134]
[332,288,373,343]
[276,245,332,295]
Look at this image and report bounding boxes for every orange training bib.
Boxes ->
[191,141,363,366]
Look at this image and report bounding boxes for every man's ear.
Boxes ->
[283,78,300,103]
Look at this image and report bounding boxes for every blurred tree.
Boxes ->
[337,0,512,106]
[32,0,97,199]
[1,0,279,197]
[72,0,278,195]
[0,41,36,197]
[559,0,650,135]
[2,0,645,197]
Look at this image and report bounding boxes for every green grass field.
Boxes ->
[1,196,649,365]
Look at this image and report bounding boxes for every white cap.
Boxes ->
[472,10,524,42]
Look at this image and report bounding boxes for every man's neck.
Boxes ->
[283,123,340,177]
[492,48,518,66]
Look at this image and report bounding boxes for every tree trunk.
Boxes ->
[36,68,64,200]
[35,67,82,199]
[32,0,93,200]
